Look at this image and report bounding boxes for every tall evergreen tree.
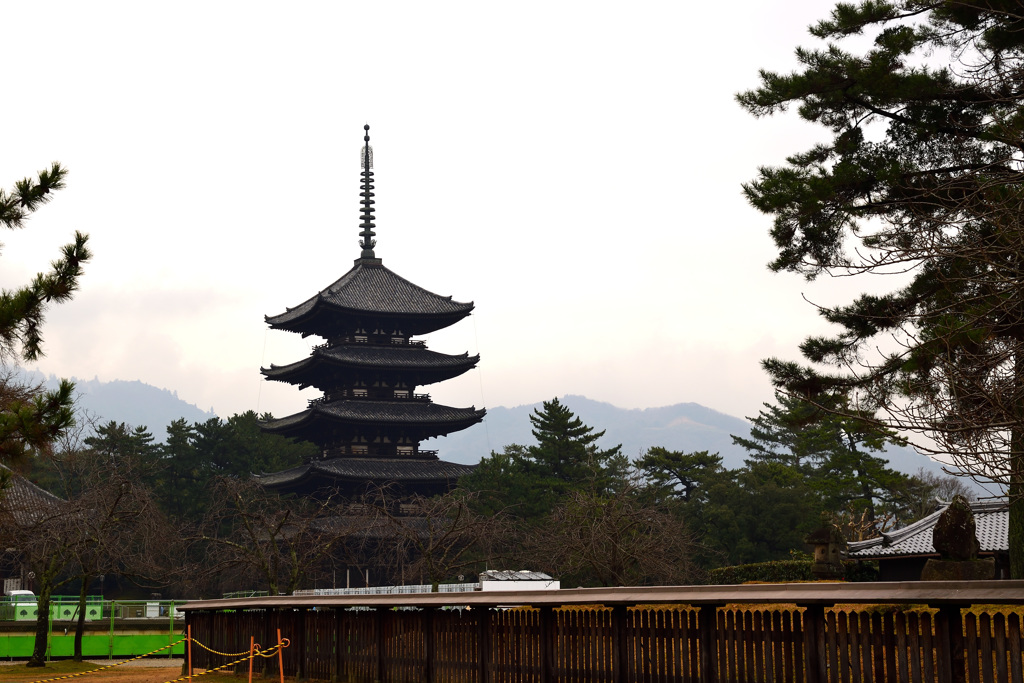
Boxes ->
[462,399,627,522]
[732,395,836,473]
[733,393,908,521]
[636,448,725,504]
[525,398,628,493]
[153,412,313,522]
[458,444,547,519]
[155,418,202,521]
[0,164,90,474]
[738,1,1024,575]
[84,421,157,460]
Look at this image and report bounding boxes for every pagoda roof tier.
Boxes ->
[261,345,480,390]
[256,457,475,491]
[266,261,473,337]
[262,400,486,441]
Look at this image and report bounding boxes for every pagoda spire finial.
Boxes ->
[358,124,377,261]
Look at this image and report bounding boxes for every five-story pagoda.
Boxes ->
[257,126,483,498]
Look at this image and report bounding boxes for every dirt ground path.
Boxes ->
[0,661,208,683]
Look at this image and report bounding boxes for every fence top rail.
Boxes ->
[179,580,1024,612]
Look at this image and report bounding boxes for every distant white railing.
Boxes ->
[293,583,479,596]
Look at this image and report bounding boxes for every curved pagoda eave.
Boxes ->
[256,458,476,489]
[261,348,481,389]
[266,304,472,338]
[265,262,474,337]
[261,401,486,441]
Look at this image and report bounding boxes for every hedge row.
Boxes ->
[708,560,878,585]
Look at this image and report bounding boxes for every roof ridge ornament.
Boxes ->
[358,124,379,263]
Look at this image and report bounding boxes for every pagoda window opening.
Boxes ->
[397,446,414,456]
[394,389,409,399]
[353,388,367,397]
[351,445,368,455]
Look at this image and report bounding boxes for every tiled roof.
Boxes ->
[848,499,1008,559]
[266,262,473,327]
[263,400,485,433]
[262,346,479,385]
[256,457,475,487]
[0,465,66,526]
[480,570,553,581]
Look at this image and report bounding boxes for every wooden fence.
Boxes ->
[182,581,1024,683]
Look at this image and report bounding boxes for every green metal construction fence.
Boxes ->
[0,597,185,660]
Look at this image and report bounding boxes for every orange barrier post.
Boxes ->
[276,629,284,683]
[187,625,193,683]
[248,636,255,683]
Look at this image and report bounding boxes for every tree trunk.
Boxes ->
[26,556,58,667]
[1011,351,1024,579]
[74,575,90,661]
[1010,425,1023,579]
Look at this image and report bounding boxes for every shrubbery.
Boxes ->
[708,560,878,585]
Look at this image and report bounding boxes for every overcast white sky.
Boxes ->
[3,1,871,423]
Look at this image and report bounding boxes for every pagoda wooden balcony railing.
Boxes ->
[390,338,426,348]
[319,447,440,459]
[393,393,431,402]
[342,502,424,515]
[308,392,431,406]
[316,338,427,349]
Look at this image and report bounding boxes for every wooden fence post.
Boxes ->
[800,605,827,683]
[334,607,343,683]
[611,605,628,683]
[537,606,556,683]
[423,608,434,683]
[297,608,306,681]
[697,604,721,683]
[932,604,966,683]
[477,607,491,683]
[267,608,279,680]
[375,608,386,683]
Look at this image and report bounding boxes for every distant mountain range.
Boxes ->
[25,371,215,443]
[430,396,755,468]
[428,395,951,482]
[18,375,955,483]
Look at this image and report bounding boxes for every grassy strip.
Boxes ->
[0,662,102,676]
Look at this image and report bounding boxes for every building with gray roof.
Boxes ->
[847,499,1009,580]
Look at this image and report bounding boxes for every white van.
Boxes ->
[6,590,38,621]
